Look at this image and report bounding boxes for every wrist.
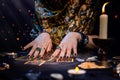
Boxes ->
[78,32,89,47]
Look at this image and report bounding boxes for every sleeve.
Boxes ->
[30,0,55,39]
[30,13,43,39]
[62,0,101,35]
[77,0,101,35]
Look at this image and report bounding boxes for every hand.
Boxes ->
[51,32,98,58]
[51,32,81,58]
[24,32,52,58]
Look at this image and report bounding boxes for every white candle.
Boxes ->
[67,67,86,75]
[99,2,109,39]
[99,14,108,39]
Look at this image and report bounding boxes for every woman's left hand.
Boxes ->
[51,32,81,58]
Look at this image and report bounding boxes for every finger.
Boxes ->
[51,49,61,58]
[51,44,63,58]
[39,42,48,57]
[23,41,34,50]
[33,50,40,59]
[28,45,36,56]
[73,41,77,56]
[46,43,52,53]
[46,40,52,53]
[39,47,46,57]
[59,45,67,58]
[66,46,72,58]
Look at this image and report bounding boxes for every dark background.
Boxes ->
[0,0,34,52]
[0,0,119,56]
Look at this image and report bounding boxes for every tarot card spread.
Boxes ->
[15,55,75,66]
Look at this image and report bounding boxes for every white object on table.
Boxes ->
[50,73,63,80]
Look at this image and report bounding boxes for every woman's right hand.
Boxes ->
[23,32,52,59]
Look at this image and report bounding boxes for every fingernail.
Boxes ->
[51,56,54,58]
[66,56,68,58]
[25,55,30,60]
[59,56,62,59]
[66,56,69,62]
[29,55,34,60]
[70,54,74,58]
[26,55,32,60]
[38,55,41,59]
[47,51,51,54]
[74,53,77,56]
[26,55,30,58]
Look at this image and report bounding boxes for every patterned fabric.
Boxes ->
[30,0,100,46]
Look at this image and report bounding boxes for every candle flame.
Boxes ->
[75,67,79,71]
[12,52,15,55]
[102,2,109,14]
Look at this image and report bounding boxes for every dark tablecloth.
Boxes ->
[0,51,120,80]
[0,58,119,80]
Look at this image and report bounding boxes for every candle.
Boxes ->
[99,2,109,39]
[68,67,86,75]
[67,67,86,79]
[68,67,85,75]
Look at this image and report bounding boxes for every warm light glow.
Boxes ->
[102,2,109,14]
[11,52,15,55]
[16,37,20,40]
[75,67,79,71]
[114,15,118,19]
[72,58,74,62]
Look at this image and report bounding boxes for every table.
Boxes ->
[0,51,120,80]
